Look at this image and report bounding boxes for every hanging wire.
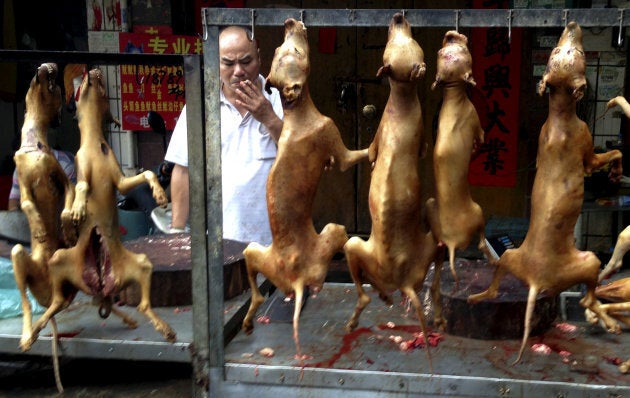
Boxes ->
[454,9,460,32]
[250,9,256,40]
[507,9,513,44]
[202,9,208,41]
[348,9,356,23]
[563,9,569,27]
[617,8,624,47]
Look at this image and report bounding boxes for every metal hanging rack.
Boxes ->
[149,7,630,397]
[200,7,630,31]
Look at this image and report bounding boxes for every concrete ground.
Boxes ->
[0,354,194,397]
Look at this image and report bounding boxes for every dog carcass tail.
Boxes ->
[513,286,539,365]
[50,317,64,393]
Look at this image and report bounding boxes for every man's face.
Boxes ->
[219,29,261,93]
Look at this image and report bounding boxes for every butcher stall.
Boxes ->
[2,7,630,398]
[189,7,630,397]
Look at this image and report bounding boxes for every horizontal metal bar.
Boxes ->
[0,334,191,362]
[204,7,630,28]
[0,49,185,66]
[224,364,629,397]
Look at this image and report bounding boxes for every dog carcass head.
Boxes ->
[537,21,587,100]
[265,18,310,107]
[432,31,475,90]
[76,68,119,126]
[76,68,107,108]
[26,63,62,128]
[377,13,425,82]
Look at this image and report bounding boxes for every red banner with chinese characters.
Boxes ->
[119,33,203,131]
[468,3,521,187]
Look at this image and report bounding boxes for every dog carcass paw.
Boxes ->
[19,332,38,352]
[163,327,177,342]
[62,227,78,247]
[154,191,168,207]
[61,213,77,246]
[33,229,48,243]
[71,204,86,224]
[608,320,622,334]
[584,308,599,324]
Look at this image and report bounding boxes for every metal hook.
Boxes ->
[348,9,356,23]
[454,9,460,32]
[250,9,256,40]
[402,9,406,18]
[507,9,513,44]
[202,9,208,41]
[300,9,305,23]
[617,8,624,47]
[562,9,569,27]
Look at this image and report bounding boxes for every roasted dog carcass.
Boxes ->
[426,31,494,330]
[343,13,437,366]
[21,68,176,350]
[242,18,368,359]
[597,96,630,283]
[12,63,76,351]
[583,96,630,374]
[468,22,623,364]
[592,272,630,373]
[599,224,630,282]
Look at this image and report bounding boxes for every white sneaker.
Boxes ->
[151,204,172,233]
[166,226,187,234]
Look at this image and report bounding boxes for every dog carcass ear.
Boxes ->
[572,84,586,101]
[376,64,391,78]
[410,62,426,81]
[265,78,274,94]
[36,64,49,85]
[465,72,477,87]
[537,78,547,96]
[106,110,122,127]
[431,76,440,91]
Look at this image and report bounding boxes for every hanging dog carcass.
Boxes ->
[583,96,630,374]
[343,13,437,367]
[241,18,368,359]
[468,22,623,364]
[11,64,77,386]
[595,96,630,285]
[426,30,494,330]
[21,68,176,350]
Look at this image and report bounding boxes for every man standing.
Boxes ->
[163,25,283,245]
